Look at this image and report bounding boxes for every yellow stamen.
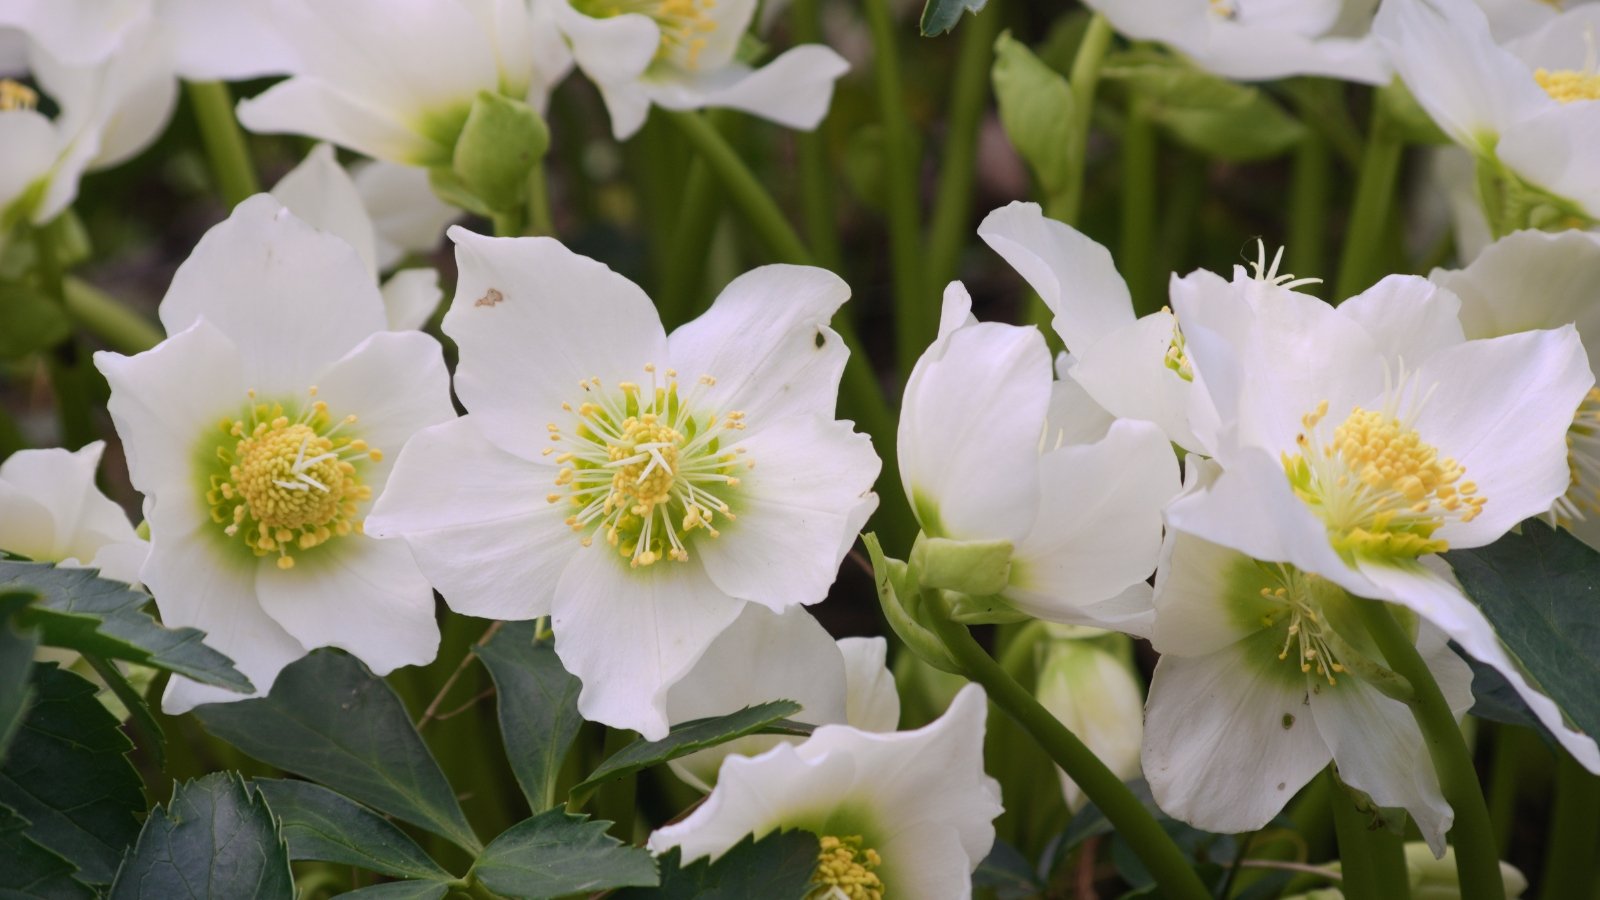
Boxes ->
[808,835,884,900]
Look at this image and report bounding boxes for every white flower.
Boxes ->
[1147,486,1473,853]
[648,684,1002,899]
[366,231,879,739]
[554,0,848,140]
[1375,0,1600,222]
[1079,0,1388,84]
[664,604,899,791]
[1165,270,1600,772]
[270,143,452,331]
[0,442,146,584]
[0,1,145,67]
[1034,628,1144,812]
[898,278,1179,634]
[351,158,461,271]
[1429,227,1600,550]
[237,0,572,166]
[93,196,456,713]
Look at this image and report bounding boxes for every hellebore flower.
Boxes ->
[0,442,146,584]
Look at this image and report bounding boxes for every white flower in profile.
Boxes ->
[899,277,1178,634]
[270,144,453,331]
[350,158,461,271]
[237,0,572,166]
[1430,228,1600,550]
[648,684,1002,899]
[1146,478,1473,853]
[366,232,880,740]
[1034,627,1144,812]
[554,0,849,139]
[0,442,146,584]
[93,196,456,713]
[1374,0,1600,223]
[1078,0,1388,84]
[1165,271,1600,773]
[664,604,899,791]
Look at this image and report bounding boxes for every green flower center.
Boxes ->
[203,390,379,570]
[546,366,748,568]
[1282,401,1482,559]
[808,835,885,900]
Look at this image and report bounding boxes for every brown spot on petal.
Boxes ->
[476,288,504,308]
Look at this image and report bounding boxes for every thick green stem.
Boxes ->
[1542,752,1600,899]
[791,0,842,273]
[862,0,926,380]
[925,0,1001,302]
[924,600,1211,900]
[1487,724,1533,855]
[185,81,260,208]
[525,162,554,236]
[63,277,163,353]
[34,221,95,449]
[1333,102,1404,300]
[659,159,722,327]
[1120,95,1158,316]
[1288,131,1332,289]
[1330,780,1410,900]
[1353,601,1503,900]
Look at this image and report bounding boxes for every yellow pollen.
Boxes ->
[1282,404,1484,559]
[1159,306,1193,382]
[205,393,377,569]
[1554,387,1600,529]
[0,79,38,112]
[1536,68,1600,104]
[809,835,884,900]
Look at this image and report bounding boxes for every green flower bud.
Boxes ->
[450,90,549,213]
[1034,634,1144,810]
[910,533,1013,597]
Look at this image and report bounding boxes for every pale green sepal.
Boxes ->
[992,31,1074,198]
[1475,154,1595,239]
[945,591,1030,625]
[1332,768,1409,837]
[910,533,1013,597]
[451,91,549,213]
[427,166,494,218]
[863,533,961,675]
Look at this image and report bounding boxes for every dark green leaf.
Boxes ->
[476,623,581,812]
[1446,521,1600,745]
[108,772,293,900]
[0,561,249,691]
[0,283,71,360]
[253,779,450,881]
[470,810,658,898]
[615,831,818,899]
[971,841,1044,898]
[79,654,165,771]
[1454,644,1558,746]
[195,650,480,853]
[920,0,987,35]
[569,701,805,802]
[336,882,450,900]
[0,665,142,884]
[0,803,95,899]
[0,599,39,762]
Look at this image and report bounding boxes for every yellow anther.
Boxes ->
[1536,68,1600,103]
[808,835,884,900]
[0,79,38,112]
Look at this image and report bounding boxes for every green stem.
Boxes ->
[63,277,163,353]
[1330,779,1409,900]
[1120,95,1158,316]
[1487,724,1531,855]
[862,0,926,380]
[924,0,1001,302]
[34,220,95,449]
[924,599,1211,900]
[1353,600,1504,900]
[658,158,720,325]
[525,161,554,236]
[1333,101,1404,300]
[1542,752,1600,899]
[1288,130,1332,290]
[185,81,260,208]
[791,0,842,273]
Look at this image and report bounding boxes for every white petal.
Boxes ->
[1045,354,1116,447]
[665,264,850,425]
[94,320,248,498]
[80,21,179,171]
[1142,650,1331,834]
[696,416,879,611]
[1357,560,1600,771]
[1337,275,1465,369]
[936,281,977,339]
[596,78,653,141]
[837,637,900,732]
[0,484,60,566]
[1433,228,1600,369]
[366,416,571,621]
[555,1,658,85]
[351,160,459,270]
[1404,327,1592,548]
[552,549,746,739]
[1007,420,1178,633]
[0,111,60,217]
[1497,102,1600,220]
[0,442,137,566]
[238,79,444,165]
[379,268,443,332]
[444,229,668,460]
[977,201,1136,351]
[1068,312,1203,453]
[255,535,438,676]
[0,0,144,66]
[898,319,1051,542]
[158,196,387,395]
[270,143,378,276]
[87,540,149,587]
[1152,531,1280,657]
[161,0,296,80]
[645,45,849,132]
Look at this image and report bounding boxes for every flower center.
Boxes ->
[1159,306,1193,382]
[1282,400,1483,559]
[808,835,884,900]
[1255,566,1346,685]
[546,365,749,568]
[1553,387,1600,528]
[204,389,379,570]
[0,79,38,112]
[1536,68,1600,103]
[575,0,719,69]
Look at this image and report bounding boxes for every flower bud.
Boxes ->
[450,90,550,213]
[1034,630,1144,810]
[910,533,1013,597]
